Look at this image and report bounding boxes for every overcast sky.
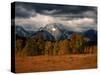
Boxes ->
[14,2,97,32]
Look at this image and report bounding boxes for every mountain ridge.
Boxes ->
[15,24,97,41]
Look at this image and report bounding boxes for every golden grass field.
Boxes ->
[15,54,97,73]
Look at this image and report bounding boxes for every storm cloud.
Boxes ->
[15,2,97,32]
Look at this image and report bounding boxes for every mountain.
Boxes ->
[59,30,73,40]
[31,30,55,41]
[15,24,97,42]
[16,25,55,41]
[16,25,35,37]
[43,23,73,40]
[43,23,62,40]
[83,29,97,42]
[15,24,78,41]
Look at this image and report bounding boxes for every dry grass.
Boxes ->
[15,54,97,73]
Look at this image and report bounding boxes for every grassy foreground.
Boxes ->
[15,54,97,73]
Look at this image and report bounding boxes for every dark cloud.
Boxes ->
[15,2,97,18]
[15,2,97,32]
[15,2,36,18]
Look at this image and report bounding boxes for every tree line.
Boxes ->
[16,33,97,56]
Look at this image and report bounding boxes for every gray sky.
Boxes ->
[15,2,97,32]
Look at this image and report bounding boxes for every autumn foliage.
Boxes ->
[16,33,97,56]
